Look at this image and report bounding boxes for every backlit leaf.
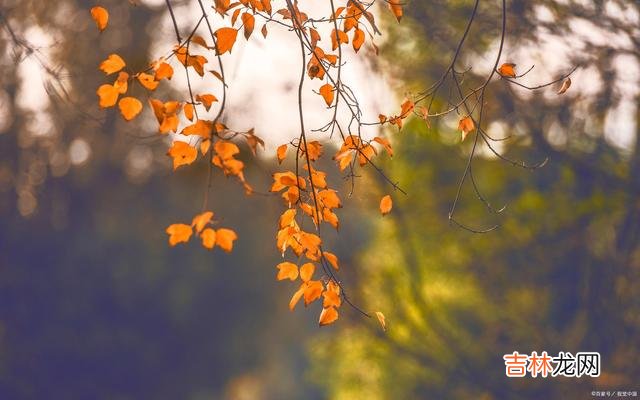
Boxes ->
[458,115,475,141]
[375,311,386,331]
[99,54,125,75]
[167,141,197,170]
[191,211,214,233]
[90,6,109,31]
[201,228,217,249]
[319,306,338,326]
[380,194,392,216]
[166,223,192,246]
[216,228,237,252]
[276,262,298,281]
[498,63,517,78]
[214,27,238,55]
[97,84,118,108]
[118,96,142,121]
[319,83,334,107]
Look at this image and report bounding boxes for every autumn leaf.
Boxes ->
[196,94,218,111]
[458,115,475,141]
[299,262,315,282]
[323,251,339,270]
[375,311,386,331]
[557,78,571,95]
[90,6,109,31]
[154,62,173,80]
[97,84,119,108]
[276,144,287,164]
[214,27,238,55]
[498,63,517,78]
[99,54,125,75]
[215,140,240,160]
[166,223,193,246]
[319,83,334,107]
[118,97,142,121]
[388,0,403,22]
[289,287,304,311]
[137,72,159,91]
[352,28,365,52]
[114,71,129,94]
[331,29,348,50]
[215,228,237,252]
[201,228,217,249]
[191,211,214,233]
[184,103,194,121]
[319,306,338,326]
[241,13,255,39]
[380,194,392,216]
[303,280,323,305]
[167,141,197,170]
[276,262,298,281]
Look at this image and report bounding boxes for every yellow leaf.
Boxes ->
[167,141,197,170]
[118,97,142,121]
[99,54,125,75]
[375,311,386,331]
[319,83,334,107]
[214,27,238,55]
[319,306,339,326]
[90,6,109,31]
[276,262,298,281]
[201,228,217,249]
[215,228,237,252]
[380,194,392,216]
[166,223,192,246]
[458,115,475,141]
[96,84,119,108]
[498,63,517,78]
[191,211,214,233]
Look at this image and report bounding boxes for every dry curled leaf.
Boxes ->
[557,78,571,95]
[458,115,475,141]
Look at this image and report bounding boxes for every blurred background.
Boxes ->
[0,0,638,399]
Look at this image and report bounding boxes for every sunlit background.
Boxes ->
[0,0,638,399]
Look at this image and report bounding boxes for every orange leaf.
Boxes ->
[90,6,109,31]
[352,28,365,52]
[167,141,197,170]
[214,27,238,55]
[99,54,125,75]
[289,287,304,311]
[299,262,315,282]
[319,306,339,326]
[458,115,475,141]
[241,13,255,39]
[375,311,386,331]
[201,228,217,249]
[373,137,393,157]
[380,194,392,216]
[276,262,298,281]
[322,284,341,308]
[184,103,194,121]
[276,144,288,164]
[303,280,323,305]
[214,140,240,160]
[388,0,403,22]
[166,223,192,246]
[498,63,517,78]
[113,71,129,94]
[196,94,218,111]
[323,251,339,270]
[154,62,174,80]
[97,84,119,108]
[118,97,142,121]
[200,139,211,155]
[191,211,214,233]
[215,228,237,252]
[331,29,349,51]
[137,72,159,91]
[182,119,213,138]
[319,83,334,107]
